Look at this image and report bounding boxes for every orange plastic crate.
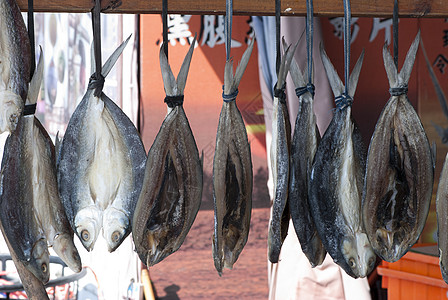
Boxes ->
[377,244,448,300]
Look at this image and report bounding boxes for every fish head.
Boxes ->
[145,225,171,266]
[0,91,23,133]
[341,233,376,278]
[52,233,82,273]
[102,208,130,252]
[27,239,50,283]
[74,207,102,251]
[374,227,408,262]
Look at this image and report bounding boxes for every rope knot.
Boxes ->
[389,85,408,97]
[222,86,239,103]
[23,104,37,116]
[88,74,105,97]
[335,93,353,110]
[274,82,287,104]
[164,95,184,108]
[295,83,315,98]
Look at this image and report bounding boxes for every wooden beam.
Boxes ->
[14,0,448,18]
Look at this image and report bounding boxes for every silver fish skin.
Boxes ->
[309,46,375,279]
[363,32,434,263]
[26,53,82,273]
[0,117,50,283]
[267,42,297,264]
[132,37,202,267]
[212,40,254,275]
[437,152,448,284]
[0,0,30,132]
[286,38,326,268]
[57,37,147,252]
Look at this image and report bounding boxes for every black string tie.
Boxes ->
[222,87,239,103]
[295,83,315,98]
[274,83,287,104]
[164,95,184,108]
[389,86,408,97]
[335,93,353,110]
[23,104,37,116]
[88,74,105,97]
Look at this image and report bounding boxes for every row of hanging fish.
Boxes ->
[270,31,437,279]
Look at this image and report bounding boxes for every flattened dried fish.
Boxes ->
[132,38,202,267]
[212,40,254,275]
[363,33,434,262]
[0,54,50,283]
[309,47,375,278]
[0,0,31,132]
[437,153,448,283]
[267,43,296,263]
[58,37,146,252]
[286,38,326,267]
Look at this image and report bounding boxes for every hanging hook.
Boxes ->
[275,0,281,75]
[162,0,168,59]
[27,0,35,78]
[224,0,233,61]
[393,0,399,68]
[343,0,351,96]
[306,0,313,85]
[90,0,105,97]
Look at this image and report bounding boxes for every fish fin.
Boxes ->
[223,58,234,95]
[431,121,446,141]
[398,31,420,86]
[348,50,365,98]
[233,37,255,90]
[421,39,448,120]
[176,34,197,95]
[320,43,344,97]
[90,42,95,75]
[277,39,297,87]
[101,35,132,78]
[159,42,177,96]
[284,37,306,89]
[382,43,398,88]
[26,46,44,105]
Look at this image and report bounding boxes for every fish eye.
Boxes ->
[112,231,121,243]
[81,230,90,241]
[41,263,47,273]
[348,258,356,269]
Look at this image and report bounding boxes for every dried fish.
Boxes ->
[286,38,326,267]
[437,153,448,284]
[57,37,146,252]
[132,38,203,267]
[267,43,296,263]
[0,0,31,132]
[0,53,50,283]
[212,39,254,275]
[363,32,434,262]
[309,46,375,278]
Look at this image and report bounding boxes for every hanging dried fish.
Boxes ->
[0,54,50,283]
[437,152,448,284]
[132,38,203,267]
[57,37,147,252]
[268,43,296,263]
[309,46,375,278]
[212,39,254,275]
[285,38,326,268]
[363,32,434,262]
[0,0,31,133]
